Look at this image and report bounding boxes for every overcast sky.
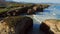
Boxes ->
[6,0,60,3]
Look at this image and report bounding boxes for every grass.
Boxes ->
[0,8,8,13]
[0,2,33,13]
[0,2,49,14]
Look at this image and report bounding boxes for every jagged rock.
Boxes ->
[40,19,60,34]
[0,16,33,34]
[0,4,50,17]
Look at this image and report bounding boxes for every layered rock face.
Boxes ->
[0,16,33,34]
[40,19,60,34]
[0,20,10,34]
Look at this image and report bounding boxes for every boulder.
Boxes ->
[0,16,33,34]
[40,19,60,34]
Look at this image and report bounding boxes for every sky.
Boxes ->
[6,0,60,3]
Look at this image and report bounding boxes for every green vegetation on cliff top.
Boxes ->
[0,2,49,13]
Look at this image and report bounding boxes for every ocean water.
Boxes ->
[34,5,60,22]
[32,5,60,34]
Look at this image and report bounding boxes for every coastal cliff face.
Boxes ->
[0,4,50,17]
[40,19,60,34]
[0,16,33,34]
[0,20,10,34]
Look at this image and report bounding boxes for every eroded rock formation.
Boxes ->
[0,16,33,34]
[0,4,50,18]
[40,19,60,34]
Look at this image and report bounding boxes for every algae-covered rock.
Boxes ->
[0,16,33,34]
[40,19,60,34]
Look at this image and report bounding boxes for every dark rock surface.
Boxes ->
[40,22,54,34]
[40,19,60,34]
[0,4,50,17]
[14,16,33,34]
[0,16,33,34]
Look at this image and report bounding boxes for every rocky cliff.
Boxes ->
[40,19,60,34]
[0,16,33,34]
